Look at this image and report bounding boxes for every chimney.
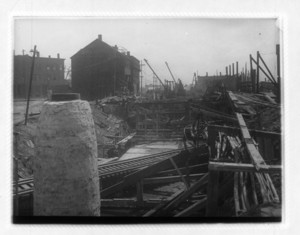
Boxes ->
[57,53,60,59]
[98,34,102,41]
[48,55,51,58]
[127,51,130,56]
[114,45,118,50]
[37,51,40,57]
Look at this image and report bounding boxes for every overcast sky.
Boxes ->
[14,18,280,85]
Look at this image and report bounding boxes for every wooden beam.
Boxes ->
[233,172,241,216]
[169,157,189,189]
[161,173,208,213]
[155,163,208,176]
[143,173,206,184]
[101,152,183,198]
[116,132,136,145]
[174,197,207,217]
[100,198,159,208]
[235,113,268,170]
[143,189,185,217]
[208,162,281,173]
[250,173,258,205]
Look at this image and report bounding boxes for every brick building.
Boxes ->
[14,53,69,98]
[71,35,140,100]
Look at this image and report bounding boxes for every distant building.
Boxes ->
[71,35,140,100]
[193,75,240,95]
[14,53,68,98]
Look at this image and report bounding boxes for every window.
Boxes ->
[46,66,50,70]
[59,65,63,71]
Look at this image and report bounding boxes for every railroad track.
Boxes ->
[13,147,196,197]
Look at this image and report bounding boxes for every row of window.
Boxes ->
[45,65,63,71]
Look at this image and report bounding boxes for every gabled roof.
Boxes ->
[70,37,118,59]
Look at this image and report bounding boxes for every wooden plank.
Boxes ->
[235,113,268,170]
[116,132,136,145]
[169,157,189,189]
[101,153,182,198]
[240,172,250,210]
[208,162,281,173]
[155,163,208,176]
[143,189,185,217]
[100,198,159,208]
[206,170,219,216]
[161,173,208,213]
[174,197,207,217]
[250,173,258,205]
[143,173,206,185]
[233,172,241,216]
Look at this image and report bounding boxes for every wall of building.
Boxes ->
[71,36,140,101]
[194,75,240,94]
[14,54,68,98]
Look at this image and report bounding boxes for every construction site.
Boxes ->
[13,35,282,223]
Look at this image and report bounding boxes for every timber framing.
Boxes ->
[208,162,281,173]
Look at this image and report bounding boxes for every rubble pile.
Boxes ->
[90,103,130,158]
[14,118,38,178]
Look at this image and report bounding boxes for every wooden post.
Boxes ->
[206,170,219,216]
[256,51,260,93]
[249,55,253,92]
[169,157,189,190]
[250,173,258,205]
[24,45,37,125]
[276,44,281,102]
[245,62,247,81]
[136,180,144,206]
[252,69,256,94]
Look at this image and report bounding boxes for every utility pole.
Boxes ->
[113,50,117,95]
[140,60,145,96]
[249,54,254,93]
[25,45,37,125]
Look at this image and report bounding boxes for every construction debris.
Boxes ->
[13,84,282,219]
